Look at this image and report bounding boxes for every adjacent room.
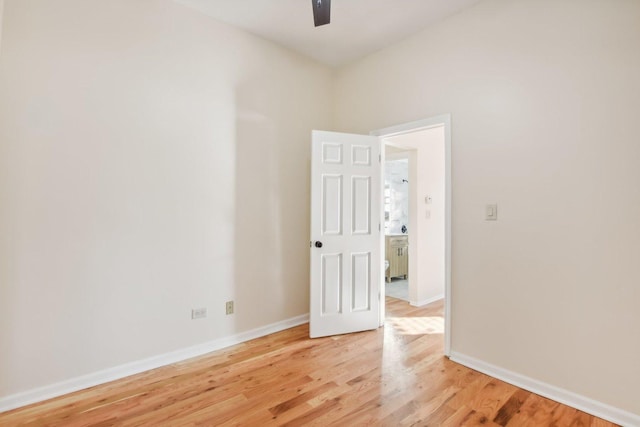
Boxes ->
[1,0,639,425]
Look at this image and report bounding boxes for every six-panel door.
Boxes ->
[310,130,381,338]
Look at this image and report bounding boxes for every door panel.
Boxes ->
[322,175,343,235]
[351,252,371,311]
[321,253,342,315]
[310,130,381,338]
[351,176,371,235]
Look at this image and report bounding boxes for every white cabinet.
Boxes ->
[385,235,408,282]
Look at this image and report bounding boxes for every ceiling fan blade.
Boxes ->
[312,0,331,27]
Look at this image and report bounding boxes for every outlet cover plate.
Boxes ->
[192,308,207,319]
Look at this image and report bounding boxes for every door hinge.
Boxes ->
[379,154,381,163]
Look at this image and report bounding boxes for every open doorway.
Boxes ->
[373,115,452,355]
[383,151,410,301]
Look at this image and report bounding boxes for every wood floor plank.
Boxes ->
[506,393,562,427]
[268,381,338,417]
[493,388,531,426]
[0,297,619,426]
[468,379,520,421]
[440,404,479,427]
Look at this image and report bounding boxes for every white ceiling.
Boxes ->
[174,0,482,67]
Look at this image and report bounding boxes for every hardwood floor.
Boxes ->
[0,297,617,426]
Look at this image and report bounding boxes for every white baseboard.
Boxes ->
[410,294,444,307]
[449,351,640,427]
[0,313,309,413]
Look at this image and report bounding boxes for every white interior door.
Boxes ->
[310,130,381,338]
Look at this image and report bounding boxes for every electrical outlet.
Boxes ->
[191,308,207,319]
[225,301,234,315]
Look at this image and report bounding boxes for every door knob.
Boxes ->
[315,241,323,248]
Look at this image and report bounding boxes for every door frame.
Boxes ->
[371,114,452,357]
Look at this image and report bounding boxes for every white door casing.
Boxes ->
[310,130,381,338]
[372,114,452,356]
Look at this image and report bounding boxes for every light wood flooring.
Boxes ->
[0,297,618,426]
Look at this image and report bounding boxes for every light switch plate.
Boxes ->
[485,204,498,221]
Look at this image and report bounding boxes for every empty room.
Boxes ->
[1,0,639,425]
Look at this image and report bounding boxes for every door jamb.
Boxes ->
[371,114,452,357]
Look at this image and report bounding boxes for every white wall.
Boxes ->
[0,0,332,399]
[0,0,4,53]
[387,128,445,305]
[335,0,640,416]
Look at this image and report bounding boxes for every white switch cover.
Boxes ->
[485,204,498,221]
[425,210,431,219]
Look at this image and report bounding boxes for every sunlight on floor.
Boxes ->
[386,316,444,335]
